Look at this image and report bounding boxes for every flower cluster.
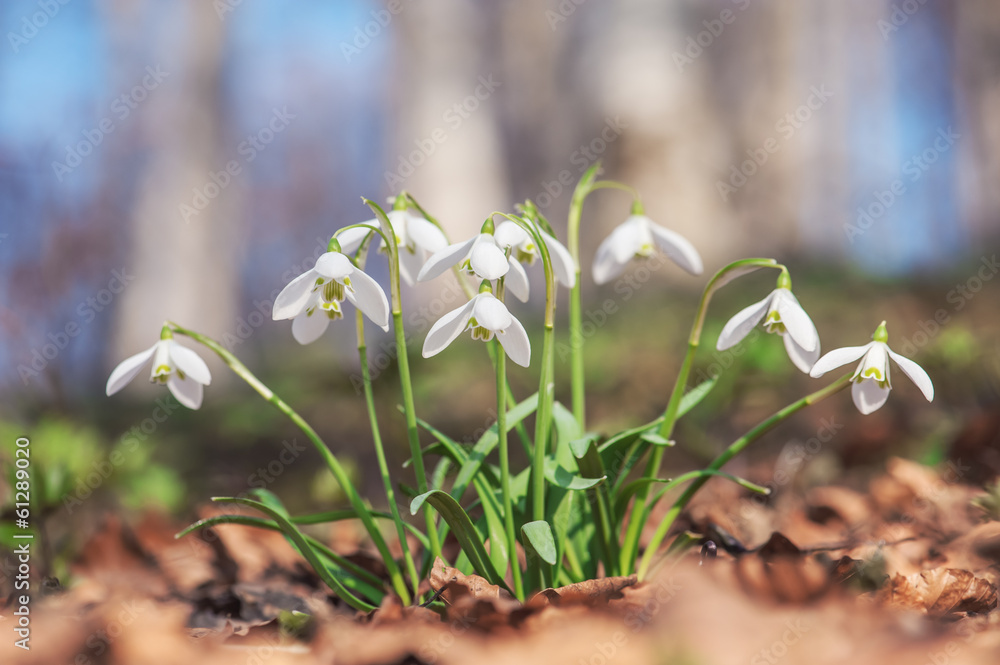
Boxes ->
[102,170,939,611]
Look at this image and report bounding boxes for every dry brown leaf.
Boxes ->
[429,558,511,602]
[527,575,638,608]
[879,567,998,616]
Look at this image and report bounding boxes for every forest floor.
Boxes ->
[3,453,1000,665]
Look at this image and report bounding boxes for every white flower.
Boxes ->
[418,232,511,283]
[272,251,389,344]
[716,286,820,373]
[809,322,934,415]
[422,292,530,367]
[338,209,447,286]
[418,221,575,302]
[106,338,212,409]
[592,214,703,285]
[493,220,576,294]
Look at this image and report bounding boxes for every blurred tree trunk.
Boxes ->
[391,0,509,234]
[108,1,239,369]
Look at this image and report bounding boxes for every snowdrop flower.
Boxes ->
[809,321,934,415]
[592,208,703,285]
[272,250,390,345]
[422,291,530,367]
[418,231,511,283]
[337,207,447,286]
[716,271,820,373]
[494,220,576,292]
[106,333,212,409]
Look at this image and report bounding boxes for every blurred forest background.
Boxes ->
[1,0,999,562]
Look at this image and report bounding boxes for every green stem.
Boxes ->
[619,258,782,573]
[568,200,586,431]
[491,211,558,524]
[635,373,852,579]
[495,338,524,600]
[166,322,411,604]
[458,266,533,457]
[565,167,641,431]
[565,164,600,431]
[356,310,421,600]
[393,309,442,563]
[364,198,443,565]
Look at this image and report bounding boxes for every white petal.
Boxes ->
[610,216,649,263]
[422,297,479,358]
[168,375,204,409]
[105,343,157,396]
[406,215,448,253]
[888,349,934,402]
[851,379,890,415]
[292,310,331,345]
[542,232,576,287]
[505,258,530,302]
[314,252,354,280]
[398,248,423,286]
[272,270,318,320]
[472,294,513,332]
[494,221,529,248]
[418,237,477,282]
[648,222,703,275]
[469,236,509,280]
[716,294,772,351]
[386,210,407,244]
[168,341,211,385]
[774,290,819,353]
[860,343,891,384]
[783,333,820,374]
[497,314,531,367]
[337,225,376,255]
[809,344,871,378]
[344,269,390,332]
[592,237,629,285]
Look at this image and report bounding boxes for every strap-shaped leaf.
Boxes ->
[176,513,385,598]
[545,457,605,490]
[212,497,377,611]
[566,434,618,573]
[552,401,582,447]
[410,490,512,593]
[639,432,674,446]
[677,376,718,417]
[521,520,557,565]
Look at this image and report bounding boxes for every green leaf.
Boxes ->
[211,498,377,611]
[677,376,718,418]
[410,490,512,593]
[544,457,606,490]
[569,434,601,460]
[521,520,557,566]
[478,487,510,577]
[552,401,582,447]
[431,456,453,491]
[639,432,674,446]
[175,513,387,600]
[247,488,289,516]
